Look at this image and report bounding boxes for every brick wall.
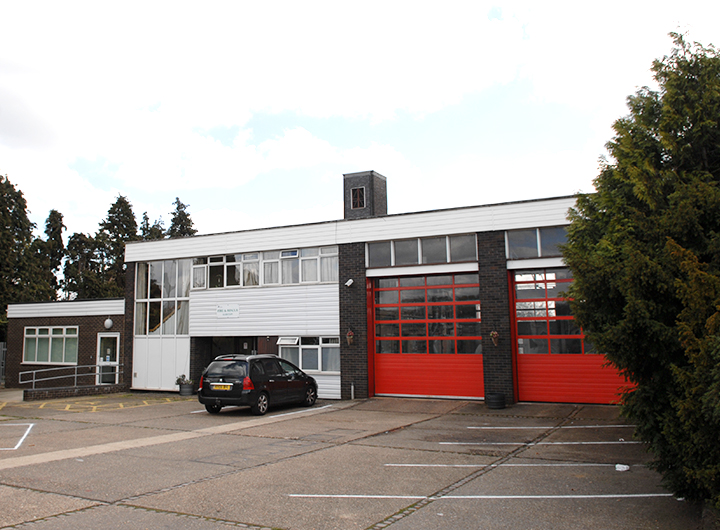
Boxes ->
[5,311,126,390]
[339,242,369,399]
[477,230,515,403]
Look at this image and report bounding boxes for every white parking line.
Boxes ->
[440,441,644,446]
[467,425,635,430]
[384,463,621,468]
[287,493,673,500]
[0,423,35,450]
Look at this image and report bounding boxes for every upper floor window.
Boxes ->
[506,226,567,260]
[351,187,365,209]
[367,234,477,268]
[23,327,78,364]
[135,260,191,336]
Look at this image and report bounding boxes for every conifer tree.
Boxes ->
[165,197,197,238]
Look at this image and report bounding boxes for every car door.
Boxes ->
[278,359,306,402]
[259,358,289,403]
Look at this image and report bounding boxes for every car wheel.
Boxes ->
[251,392,269,415]
[205,403,222,414]
[303,386,317,407]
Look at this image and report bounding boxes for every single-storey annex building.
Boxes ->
[6,171,627,404]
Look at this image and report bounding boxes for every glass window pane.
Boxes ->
[402,340,427,353]
[376,324,399,337]
[551,338,583,354]
[243,262,259,286]
[400,306,425,320]
[226,253,241,263]
[24,337,36,362]
[36,337,49,362]
[430,340,455,354]
[149,261,163,298]
[177,259,191,297]
[428,305,454,319]
[243,253,259,261]
[455,286,480,301]
[457,322,482,336]
[50,337,64,362]
[549,320,582,336]
[209,265,224,288]
[135,302,147,335]
[457,339,482,354]
[518,338,548,354]
[455,273,479,285]
[368,242,392,268]
[226,264,242,286]
[264,262,279,284]
[302,349,318,370]
[429,322,454,336]
[282,259,299,284]
[163,260,177,298]
[427,275,453,286]
[402,323,427,337]
[320,256,338,282]
[507,229,538,259]
[518,321,548,335]
[281,346,299,366]
[516,283,546,299]
[400,289,425,303]
[394,239,418,266]
[399,277,424,287]
[375,290,398,304]
[136,262,148,299]
[302,259,318,282]
[456,304,481,319]
[301,248,318,257]
[177,301,189,335]
[376,278,398,288]
[320,245,338,255]
[66,327,77,335]
[376,340,399,354]
[450,234,477,262]
[375,307,399,321]
[427,288,452,302]
[264,251,280,260]
[300,337,320,345]
[162,301,176,335]
[322,348,340,371]
[540,227,567,257]
[64,337,78,363]
[148,301,162,335]
[421,237,447,264]
[192,266,206,289]
[193,257,207,265]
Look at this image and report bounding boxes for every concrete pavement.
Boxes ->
[0,392,705,529]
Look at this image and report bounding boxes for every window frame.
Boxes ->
[22,326,79,365]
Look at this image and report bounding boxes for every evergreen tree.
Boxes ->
[563,34,720,506]
[43,209,66,294]
[140,211,165,240]
[165,197,197,238]
[98,195,138,293]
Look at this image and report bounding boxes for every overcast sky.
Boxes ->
[1,2,717,241]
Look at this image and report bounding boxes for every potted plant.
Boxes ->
[176,374,193,396]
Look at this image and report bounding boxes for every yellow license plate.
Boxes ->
[211,383,232,391]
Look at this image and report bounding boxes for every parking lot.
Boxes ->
[0,392,704,529]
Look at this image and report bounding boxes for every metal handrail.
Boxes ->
[19,364,123,390]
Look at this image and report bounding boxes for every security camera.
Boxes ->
[345,278,354,287]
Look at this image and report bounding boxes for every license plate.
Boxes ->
[211,383,232,391]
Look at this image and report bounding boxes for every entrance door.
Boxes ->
[97,333,120,385]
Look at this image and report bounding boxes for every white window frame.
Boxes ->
[22,326,79,365]
[278,336,340,373]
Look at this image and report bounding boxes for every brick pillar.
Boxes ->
[124,263,136,388]
[478,231,515,403]
[190,337,213,390]
[339,242,369,399]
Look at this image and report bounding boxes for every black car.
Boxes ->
[198,354,317,415]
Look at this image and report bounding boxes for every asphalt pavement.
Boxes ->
[0,391,707,529]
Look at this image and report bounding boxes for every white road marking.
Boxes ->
[467,425,635,430]
[287,493,674,500]
[440,441,644,446]
[0,423,35,450]
[384,463,621,468]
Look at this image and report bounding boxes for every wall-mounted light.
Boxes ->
[104,318,114,330]
[345,278,354,287]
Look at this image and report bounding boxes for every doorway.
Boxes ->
[97,333,120,385]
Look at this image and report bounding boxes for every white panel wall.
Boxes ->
[314,373,341,399]
[189,284,339,337]
[132,336,190,391]
[8,299,125,318]
[125,197,576,263]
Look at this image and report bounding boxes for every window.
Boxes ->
[367,235,477,268]
[514,268,590,354]
[279,336,340,372]
[506,227,567,259]
[374,274,482,355]
[136,260,191,336]
[351,187,365,209]
[23,327,78,364]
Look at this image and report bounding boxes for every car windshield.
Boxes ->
[205,361,247,378]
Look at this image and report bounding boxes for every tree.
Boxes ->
[563,34,720,507]
[0,175,57,339]
[165,198,197,238]
[140,212,165,240]
[42,209,66,294]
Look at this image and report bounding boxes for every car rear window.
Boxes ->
[205,361,248,378]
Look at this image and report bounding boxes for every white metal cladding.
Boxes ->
[314,373,341,399]
[189,284,339,337]
[7,299,125,318]
[132,336,190,391]
[124,197,576,263]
